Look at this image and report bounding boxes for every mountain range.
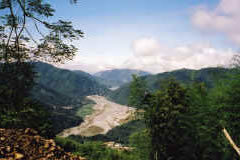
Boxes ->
[94,69,151,88]
[32,62,110,106]
[31,63,231,107]
[109,67,230,105]
[27,62,232,135]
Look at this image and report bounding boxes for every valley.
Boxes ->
[59,95,135,137]
[2,1,238,159]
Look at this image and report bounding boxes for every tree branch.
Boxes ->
[6,26,14,62]
[8,0,19,61]
[34,20,45,38]
[24,28,38,45]
[17,0,26,41]
[16,0,49,25]
[222,128,240,157]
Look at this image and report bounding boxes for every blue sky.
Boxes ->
[49,0,239,73]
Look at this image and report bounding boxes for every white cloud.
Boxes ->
[61,38,236,73]
[59,55,127,74]
[120,38,235,73]
[61,38,236,74]
[192,0,240,45]
[131,37,162,57]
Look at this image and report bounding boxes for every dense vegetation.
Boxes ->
[56,137,140,160]
[1,1,240,158]
[31,62,111,135]
[0,61,109,137]
[55,66,240,160]
[33,62,110,106]
[127,68,240,159]
[0,0,84,138]
[109,67,230,105]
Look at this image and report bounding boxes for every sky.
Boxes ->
[50,0,240,74]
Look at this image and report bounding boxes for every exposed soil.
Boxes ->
[0,128,86,160]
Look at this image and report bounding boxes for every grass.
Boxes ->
[76,104,94,118]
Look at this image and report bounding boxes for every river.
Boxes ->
[59,95,135,137]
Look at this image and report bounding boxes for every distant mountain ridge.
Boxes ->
[30,62,112,134]
[32,62,110,106]
[94,69,151,87]
[109,67,230,105]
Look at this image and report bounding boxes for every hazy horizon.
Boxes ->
[49,0,239,74]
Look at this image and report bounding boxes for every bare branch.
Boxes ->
[34,20,45,38]
[223,128,240,157]
[24,28,38,45]
[17,0,26,41]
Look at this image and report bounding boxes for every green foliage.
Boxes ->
[108,83,131,105]
[110,67,230,105]
[0,0,83,63]
[0,62,35,111]
[55,137,140,160]
[104,120,145,144]
[50,108,83,135]
[33,62,110,105]
[52,66,240,159]
[0,62,86,138]
[0,0,84,139]
[129,129,150,160]
[126,73,240,159]
[128,74,148,109]
[0,99,54,138]
[144,79,191,160]
[209,71,240,159]
[0,63,54,138]
[76,104,94,118]
[186,82,227,159]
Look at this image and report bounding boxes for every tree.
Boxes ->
[0,0,83,137]
[129,129,150,160]
[0,0,83,63]
[187,82,225,159]
[128,74,148,109]
[211,71,240,159]
[0,0,83,103]
[144,79,192,160]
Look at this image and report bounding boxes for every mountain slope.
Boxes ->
[30,62,112,135]
[109,67,230,105]
[94,69,151,87]
[32,62,110,106]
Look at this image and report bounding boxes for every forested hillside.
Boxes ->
[1,0,240,159]
[109,67,230,105]
[32,62,110,106]
[55,67,240,160]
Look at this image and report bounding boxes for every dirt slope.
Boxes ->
[0,128,86,160]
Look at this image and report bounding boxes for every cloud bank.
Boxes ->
[121,38,235,73]
[61,37,236,74]
[192,0,240,45]
[61,0,239,74]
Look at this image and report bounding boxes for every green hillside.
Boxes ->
[32,62,110,106]
[29,62,111,134]
[109,67,230,105]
